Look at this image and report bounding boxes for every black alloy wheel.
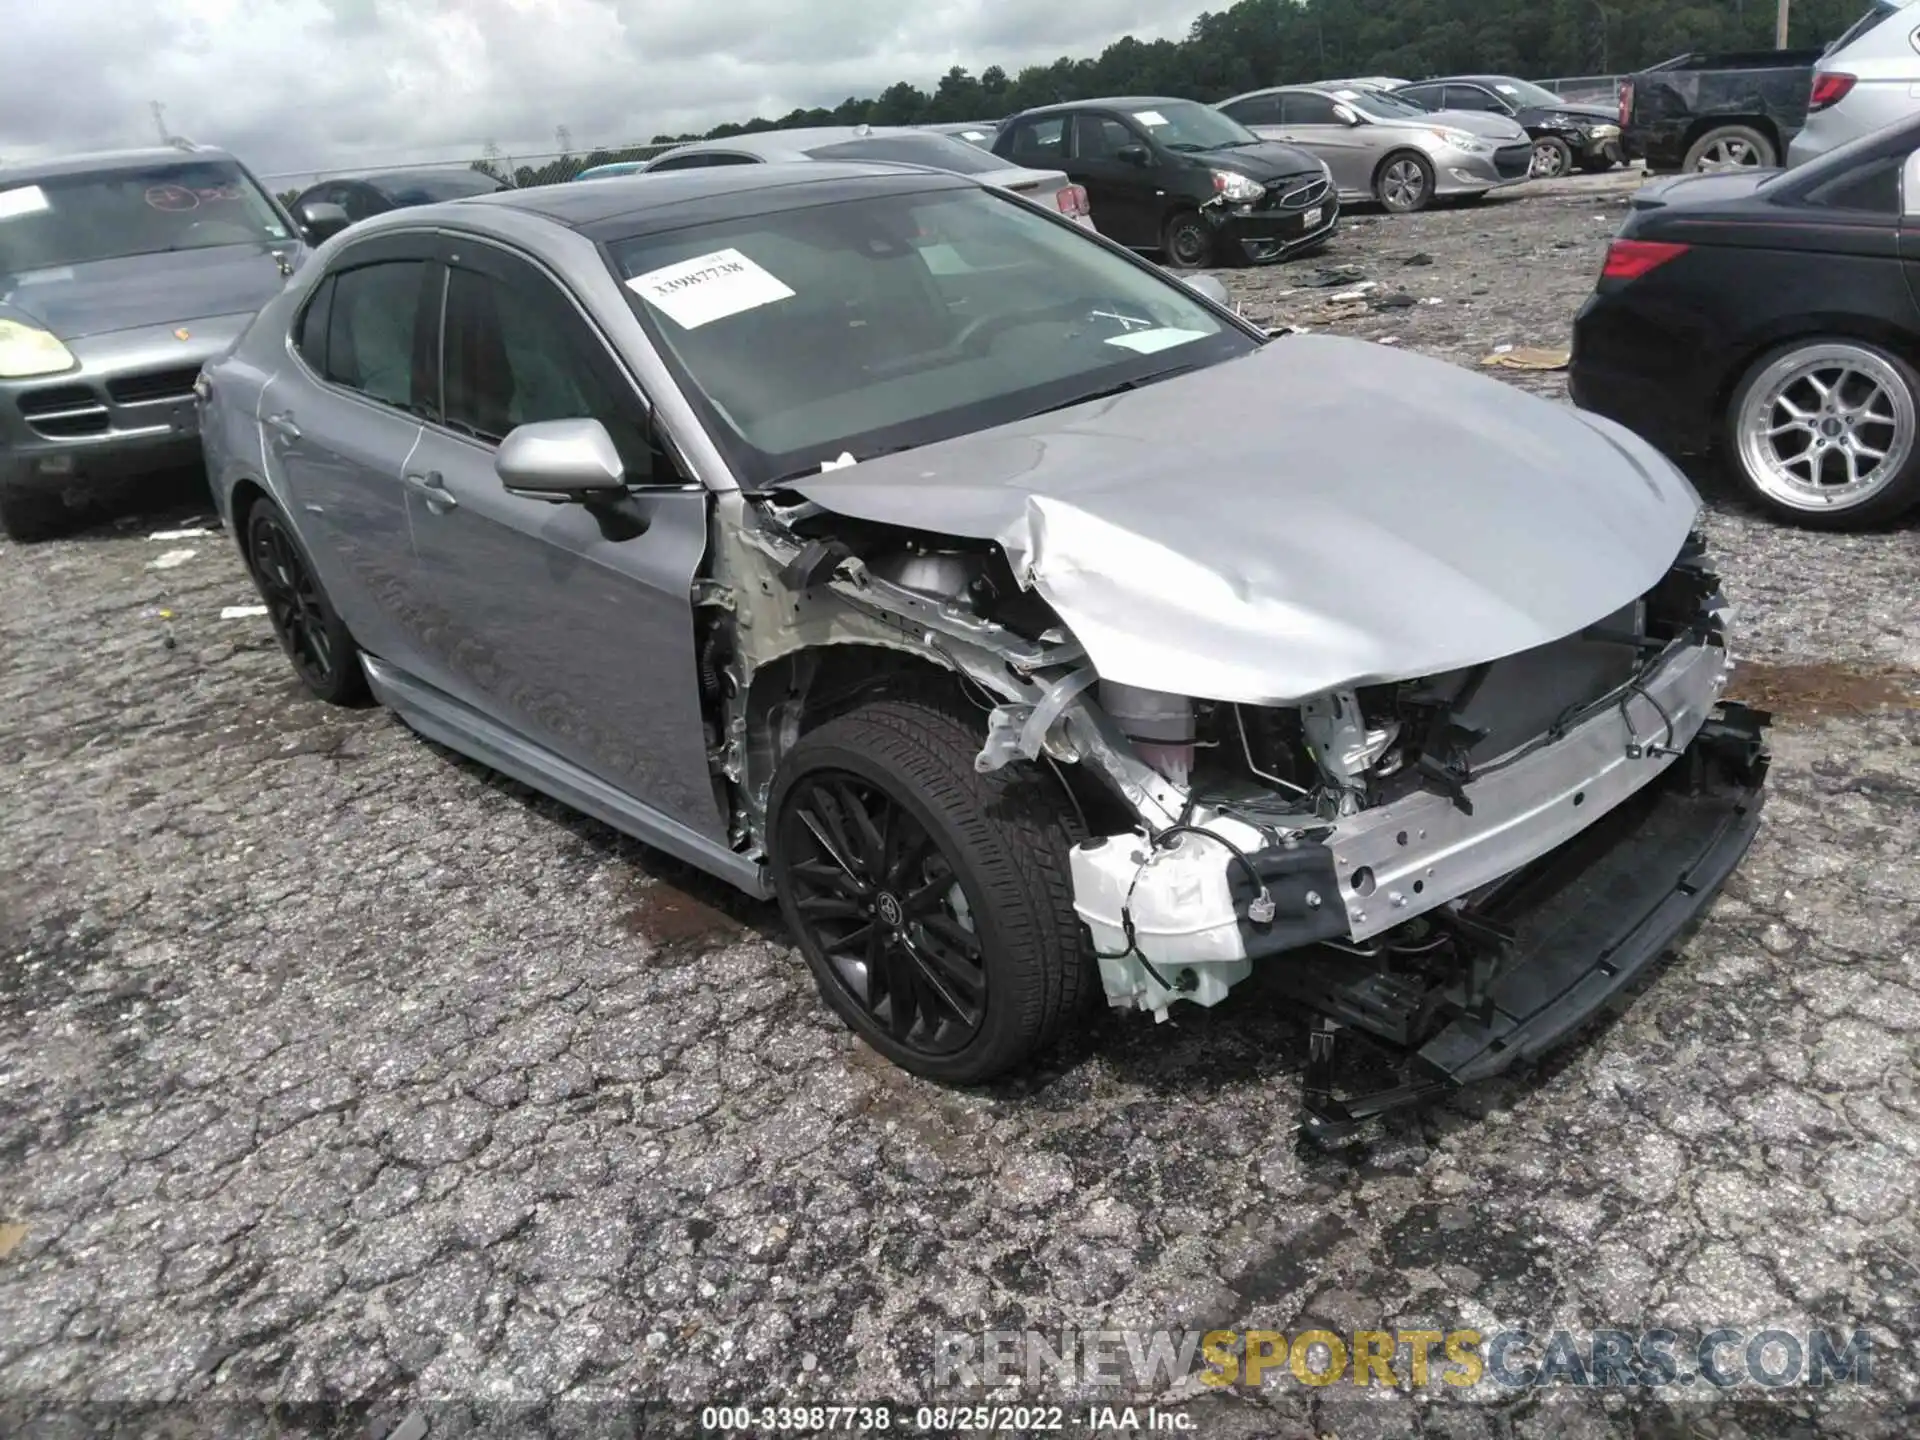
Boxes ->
[769,694,1092,1084]
[778,769,988,1059]
[245,501,367,704]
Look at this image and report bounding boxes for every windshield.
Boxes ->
[1489,78,1567,108]
[0,159,291,273]
[1127,100,1261,152]
[1335,88,1434,121]
[804,134,1007,175]
[607,185,1255,486]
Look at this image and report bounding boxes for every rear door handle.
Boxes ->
[265,412,299,441]
[404,470,458,513]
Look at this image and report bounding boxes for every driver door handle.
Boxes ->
[265,412,299,441]
[404,470,458,513]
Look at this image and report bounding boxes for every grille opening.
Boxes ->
[108,366,203,406]
[18,385,110,438]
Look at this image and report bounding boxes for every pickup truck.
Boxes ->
[1620,49,1828,172]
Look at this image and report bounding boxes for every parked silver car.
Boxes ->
[1789,0,1920,166]
[0,145,304,538]
[198,162,1768,1138]
[920,122,1001,150]
[643,125,1092,228]
[1217,85,1533,211]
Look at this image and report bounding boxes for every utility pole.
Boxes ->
[149,101,169,144]
[555,124,572,155]
[1777,0,1790,47]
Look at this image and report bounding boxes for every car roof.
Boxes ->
[0,146,240,185]
[1403,76,1519,88]
[377,162,973,242]
[651,126,968,161]
[1006,96,1194,119]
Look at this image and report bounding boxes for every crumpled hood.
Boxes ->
[0,242,298,340]
[792,336,1700,705]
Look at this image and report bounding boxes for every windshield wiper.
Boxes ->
[1022,363,1200,418]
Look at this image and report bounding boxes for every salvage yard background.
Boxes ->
[3,170,1919,1435]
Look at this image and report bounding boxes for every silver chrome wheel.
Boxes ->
[1735,343,1915,512]
[1380,156,1428,212]
[1530,139,1569,178]
[1696,135,1765,171]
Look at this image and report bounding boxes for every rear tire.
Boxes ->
[1374,151,1435,213]
[1684,125,1775,173]
[1725,337,1920,529]
[242,497,369,704]
[769,694,1093,1084]
[1161,210,1214,269]
[0,489,68,543]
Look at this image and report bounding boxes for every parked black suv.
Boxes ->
[288,167,509,245]
[991,97,1337,267]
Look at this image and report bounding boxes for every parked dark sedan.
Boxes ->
[992,97,1336,266]
[1394,76,1623,179]
[288,167,509,245]
[1570,116,1920,528]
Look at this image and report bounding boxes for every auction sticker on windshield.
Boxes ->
[0,185,50,220]
[627,248,795,330]
[1133,111,1170,127]
[1106,327,1209,355]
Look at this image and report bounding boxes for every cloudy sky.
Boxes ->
[0,0,1202,182]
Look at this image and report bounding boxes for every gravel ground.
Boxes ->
[3,169,1918,1438]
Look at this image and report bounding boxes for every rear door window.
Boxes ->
[1220,95,1282,126]
[1005,117,1067,166]
[323,260,432,412]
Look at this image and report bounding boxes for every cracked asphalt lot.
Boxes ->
[3,170,1919,1437]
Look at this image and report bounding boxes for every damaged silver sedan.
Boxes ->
[200,163,1769,1139]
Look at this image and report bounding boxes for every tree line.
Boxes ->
[649,0,1863,142]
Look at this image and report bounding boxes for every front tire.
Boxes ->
[1726,338,1920,529]
[1374,151,1435,213]
[243,497,369,704]
[769,694,1092,1084]
[0,489,68,543]
[1161,210,1214,269]
[1530,136,1574,180]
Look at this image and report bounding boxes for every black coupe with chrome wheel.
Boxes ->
[1570,113,1920,529]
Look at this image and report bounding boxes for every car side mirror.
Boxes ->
[1334,105,1361,126]
[1180,273,1234,308]
[297,201,350,244]
[495,418,629,503]
[1117,144,1150,166]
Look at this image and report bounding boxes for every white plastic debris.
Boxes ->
[1493,343,1515,354]
[149,527,212,541]
[1378,337,1401,346]
[1419,297,1445,306]
[220,604,268,619]
[149,548,197,569]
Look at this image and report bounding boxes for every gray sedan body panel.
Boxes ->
[202,184,768,846]
[790,334,1700,705]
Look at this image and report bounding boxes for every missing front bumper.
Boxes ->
[1286,701,1769,1141]
[1070,700,1769,1141]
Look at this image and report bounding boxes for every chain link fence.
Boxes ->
[260,141,681,205]
[1538,73,1627,106]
